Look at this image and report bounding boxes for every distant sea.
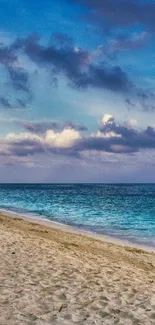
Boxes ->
[0,183,155,247]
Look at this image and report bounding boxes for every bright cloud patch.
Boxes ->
[45,129,81,148]
[101,114,114,124]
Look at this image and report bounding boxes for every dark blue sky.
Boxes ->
[0,0,155,182]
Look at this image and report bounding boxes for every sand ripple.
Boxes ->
[0,214,155,325]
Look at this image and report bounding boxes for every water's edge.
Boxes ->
[1,208,155,254]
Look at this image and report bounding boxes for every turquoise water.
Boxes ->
[0,183,155,247]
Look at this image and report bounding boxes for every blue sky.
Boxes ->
[1,0,155,182]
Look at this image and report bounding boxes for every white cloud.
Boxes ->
[101,113,114,124]
[45,128,81,148]
[6,132,41,142]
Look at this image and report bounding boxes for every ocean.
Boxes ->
[0,183,155,247]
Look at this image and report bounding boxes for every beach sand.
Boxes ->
[1,213,155,325]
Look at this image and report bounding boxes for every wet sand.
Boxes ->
[1,212,155,325]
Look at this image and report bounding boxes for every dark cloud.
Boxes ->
[96,32,150,63]
[8,67,30,94]
[74,137,136,154]
[0,97,13,109]
[17,120,60,133]
[13,34,132,93]
[73,132,155,155]
[0,45,17,67]
[125,98,137,110]
[17,98,27,108]
[99,118,137,139]
[0,33,134,113]
[68,116,155,154]
[70,0,155,32]
[0,41,32,109]
[8,139,45,157]
[105,32,150,58]
[50,32,74,48]
[125,89,155,112]
[12,34,155,108]
[0,96,29,110]
[137,90,155,111]
[63,120,88,131]
[80,117,155,153]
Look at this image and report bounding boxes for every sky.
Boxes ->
[1,0,155,182]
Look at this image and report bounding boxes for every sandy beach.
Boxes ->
[1,213,155,325]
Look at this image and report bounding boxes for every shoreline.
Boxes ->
[1,208,155,254]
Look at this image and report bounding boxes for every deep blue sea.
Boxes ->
[1,183,155,247]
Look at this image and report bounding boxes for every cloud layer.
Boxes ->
[1,115,155,162]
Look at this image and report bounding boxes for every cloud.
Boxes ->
[70,0,155,32]
[0,128,81,158]
[16,98,27,108]
[17,120,60,133]
[63,120,88,131]
[72,114,155,154]
[0,41,32,108]
[0,97,14,109]
[0,96,29,110]
[0,44,17,66]
[17,119,87,133]
[137,90,155,111]
[0,33,154,111]
[2,132,44,157]
[11,34,155,109]
[105,32,150,57]
[125,98,137,109]
[1,114,155,161]
[125,119,138,129]
[100,113,114,124]
[11,33,133,93]
[45,128,81,148]
[7,67,30,94]
[93,32,150,62]
[85,114,155,153]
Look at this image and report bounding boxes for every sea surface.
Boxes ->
[0,183,155,247]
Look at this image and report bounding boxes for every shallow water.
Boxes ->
[0,183,155,247]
